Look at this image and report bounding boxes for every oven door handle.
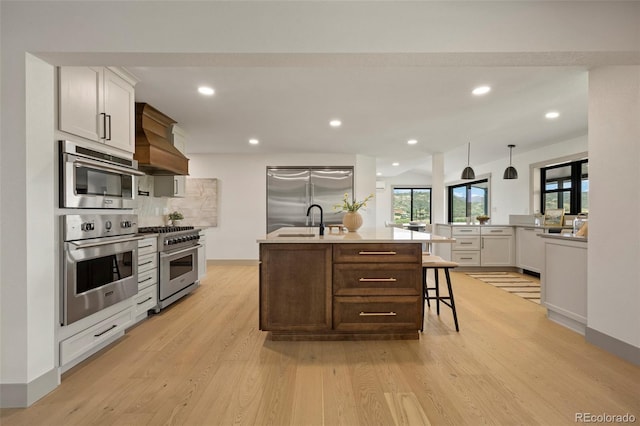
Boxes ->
[160,245,198,257]
[69,235,145,249]
[73,157,146,177]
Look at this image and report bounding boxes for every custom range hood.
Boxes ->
[134,102,189,175]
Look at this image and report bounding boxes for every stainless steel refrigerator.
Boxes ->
[267,167,354,233]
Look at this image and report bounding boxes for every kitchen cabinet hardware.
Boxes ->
[358,251,397,255]
[489,229,503,233]
[139,244,153,249]
[94,324,117,337]
[359,312,397,316]
[460,242,473,245]
[139,260,153,267]
[139,276,153,283]
[137,297,153,305]
[101,112,108,139]
[460,257,473,260]
[358,277,397,282]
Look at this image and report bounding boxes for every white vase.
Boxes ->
[342,211,363,232]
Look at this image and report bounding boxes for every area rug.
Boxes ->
[466,272,541,304]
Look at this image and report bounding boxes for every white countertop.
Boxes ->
[539,233,588,242]
[257,227,455,244]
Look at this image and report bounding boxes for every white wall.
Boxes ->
[188,152,374,260]
[443,135,588,224]
[588,66,640,349]
[375,170,432,228]
[375,137,588,227]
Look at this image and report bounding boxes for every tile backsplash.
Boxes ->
[136,175,218,227]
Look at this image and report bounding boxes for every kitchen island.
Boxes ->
[257,227,453,340]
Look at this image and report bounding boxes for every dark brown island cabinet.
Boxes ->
[259,233,435,340]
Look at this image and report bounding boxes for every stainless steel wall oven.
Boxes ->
[59,140,145,209]
[62,214,142,325]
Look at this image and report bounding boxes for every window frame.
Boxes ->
[447,178,489,223]
[391,186,432,224]
[540,159,588,215]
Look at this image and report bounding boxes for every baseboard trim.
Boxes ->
[207,259,259,266]
[0,367,59,408]
[585,327,640,366]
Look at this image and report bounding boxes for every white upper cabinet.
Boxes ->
[59,66,137,154]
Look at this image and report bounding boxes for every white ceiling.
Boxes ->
[129,64,588,178]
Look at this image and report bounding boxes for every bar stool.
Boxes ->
[421,254,460,332]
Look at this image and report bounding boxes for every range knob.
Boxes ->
[81,222,95,231]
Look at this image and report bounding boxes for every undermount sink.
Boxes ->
[276,233,316,237]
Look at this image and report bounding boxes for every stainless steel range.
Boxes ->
[138,226,201,311]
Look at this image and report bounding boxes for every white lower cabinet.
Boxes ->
[451,226,481,266]
[134,285,158,320]
[198,230,207,280]
[60,308,132,367]
[134,237,159,323]
[516,227,545,273]
[435,225,515,267]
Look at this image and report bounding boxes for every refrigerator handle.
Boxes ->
[305,182,311,225]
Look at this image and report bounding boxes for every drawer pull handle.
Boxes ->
[139,276,153,283]
[358,251,397,255]
[359,278,397,282]
[489,230,503,233]
[359,312,397,317]
[139,244,153,249]
[94,324,117,337]
[460,257,473,260]
[460,242,474,245]
[139,261,153,266]
[459,230,473,232]
[137,297,153,305]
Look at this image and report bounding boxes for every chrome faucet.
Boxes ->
[306,204,324,236]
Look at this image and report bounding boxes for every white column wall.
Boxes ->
[587,66,640,348]
[431,153,445,225]
[355,155,377,228]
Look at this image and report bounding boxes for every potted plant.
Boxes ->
[168,211,184,226]
[333,193,374,232]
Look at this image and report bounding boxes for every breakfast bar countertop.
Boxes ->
[257,227,455,244]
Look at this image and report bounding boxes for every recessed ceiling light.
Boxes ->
[329,119,342,127]
[472,85,491,96]
[376,172,382,176]
[198,86,215,96]
[407,139,418,145]
[392,162,399,166]
[545,111,560,119]
[249,138,259,145]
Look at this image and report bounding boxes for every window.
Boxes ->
[392,187,432,224]
[541,159,588,214]
[448,179,489,223]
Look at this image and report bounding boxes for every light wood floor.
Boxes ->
[2,265,639,425]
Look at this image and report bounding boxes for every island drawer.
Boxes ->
[452,227,480,236]
[333,264,421,296]
[333,244,421,264]
[333,296,422,331]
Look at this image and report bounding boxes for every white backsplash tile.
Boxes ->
[136,176,218,227]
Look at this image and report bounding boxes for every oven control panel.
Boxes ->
[63,214,138,241]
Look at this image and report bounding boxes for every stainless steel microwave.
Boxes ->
[59,140,145,209]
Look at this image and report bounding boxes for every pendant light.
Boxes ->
[461,142,475,180]
[503,144,518,179]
